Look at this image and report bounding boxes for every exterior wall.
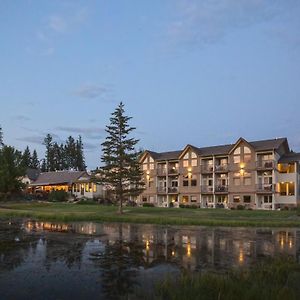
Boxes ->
[72,183,104,199]
[139,140,299,210]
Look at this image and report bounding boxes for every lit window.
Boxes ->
[191,152,197,158]
[183,160,189,167]
[244,147,251,163]
[191,158,198,166]
[233,147,241,163]
[149,163,155,170]
[93,184,97,192]
[182,195,189,203]
[233,196,240,203]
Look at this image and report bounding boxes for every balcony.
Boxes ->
[168,187,179,194]
[215,185,228,193]
[157,187,167,194]
[215,163,228,173]
[256,160,274,170]
[201,164,214,173]
[157,169,167,176]
[256,184,275,193]
[201,185,213,193]
[168,168,179,175]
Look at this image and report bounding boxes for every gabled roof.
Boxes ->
[31,170,87,186]
[142,137,289,161]
[25,168,40,181]
[278,152,300,163]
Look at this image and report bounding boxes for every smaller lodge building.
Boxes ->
[30,170,104,199]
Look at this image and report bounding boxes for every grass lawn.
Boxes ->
[0,201,300,227]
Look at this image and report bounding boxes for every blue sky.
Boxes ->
[1,0,300,169]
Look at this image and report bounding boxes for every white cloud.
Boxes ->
[73,84,110,99]
[167,0,297,48]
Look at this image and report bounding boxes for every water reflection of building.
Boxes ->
[24,221,300,271]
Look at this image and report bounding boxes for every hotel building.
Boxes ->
[138,137,300,210]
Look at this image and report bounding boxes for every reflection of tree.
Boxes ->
[44,235,86,270]
[0,221,38,272]
[90,224,145,300]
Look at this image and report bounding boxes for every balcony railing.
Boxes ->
[215,185,228,193]
[256,160,274,169]
[168,168,179,175]
[215,163,228,172]
[256,184,275,193]
[201,185,214,193]
[168,187,179,193]
[201,164,214,173]
[157,169,167,176]
[157,187,167,194]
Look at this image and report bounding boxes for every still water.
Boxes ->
[0,220,299,299]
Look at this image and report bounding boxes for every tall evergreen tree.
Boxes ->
[75,135,86,171]
[41,159,47,172]
[30,149,40,169]
[0,145,25,194]
[100,102,144,214]
[43,134,55,171]
[21,146,31,169]
[65,136,76,170]
[0,125,3,147]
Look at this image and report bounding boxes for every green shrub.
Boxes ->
[179,204,198,209]
[143,203,155,207]
[76,198,97,205]
[48,190,69,202]
[237,205,245,210]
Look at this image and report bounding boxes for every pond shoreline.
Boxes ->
[0,202,300,227]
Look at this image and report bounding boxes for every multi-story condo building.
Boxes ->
[138,137,300,210]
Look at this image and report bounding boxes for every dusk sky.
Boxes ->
[1,0,300,169]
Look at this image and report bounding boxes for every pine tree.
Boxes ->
[0,145,25,194]
[30,150,40,169]
[100,102,145,214]
[43,134,55,171]
[76,135,86,171]
[22,146,31,169]
[65,136,76,170]
[41,159,47,172]
[0,125,3,147]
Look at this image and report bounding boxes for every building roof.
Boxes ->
[25,168,40,181]
[148,150,182,161]
[278,152,300,163]
[31,171,87,186]
[144,137,289,161]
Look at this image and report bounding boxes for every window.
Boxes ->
[142,197,147,202]
[182,195,189,203]
[278,163,295,173]
[244,147,251,163]
[85,183,89,192]
[183,160,189,167]
[149,196,155,203]
[191,196,197,202]
[149,163,155,170]
[233,196,240,203]
[243,172,251,185]
[279,182,295,196]
[183,179,189,186]
[93,184,97,193]
[191,179,197,186]
[243,195,251,203]
[191,158,198,166]
[233,147,241,163]
[264,195,272,203]
[143,163,147,171]
[148,178,154,188]
[191,152,198,166]
[233,178,240,185]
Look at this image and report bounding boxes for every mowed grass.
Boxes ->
[0,202,299,227]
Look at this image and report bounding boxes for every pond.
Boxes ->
[0,220,299,299]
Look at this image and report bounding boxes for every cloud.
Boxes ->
[16,135,44,145]
[73,84,110,99]
[167,0,297,49]
[55,126,105,140]
[13,115,31,122]
[47,7,88,34]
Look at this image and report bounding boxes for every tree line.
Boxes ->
[0,125,86,196]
